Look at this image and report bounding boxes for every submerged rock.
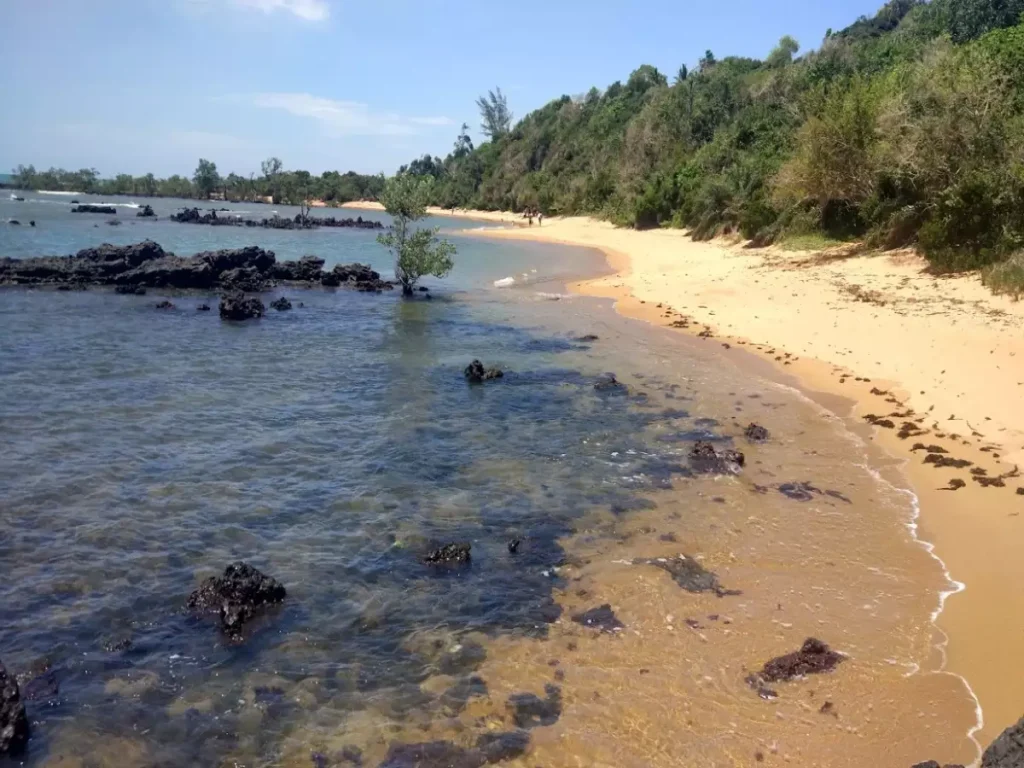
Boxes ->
[749,638,845,690]
[507,684,562,729]
[574,334,600,343]
[744,423,770,442]
[379,741,485,768]
[571,604,624,632]
[72,204,117,214]
[424,542,471,566]
[186,561,286,638]
[270,296,292,311]
[136,204,156,218]
[219,291,264,321]
[155,300,175,310]
[689,441,745,474]
[476,731,530,763]
[633,555,741,597]
[196,303,211,312]
[464,360,503,383]
[0,660,29,756]
[594,373,628,394]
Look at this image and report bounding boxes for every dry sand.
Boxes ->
[345,202,1024,747]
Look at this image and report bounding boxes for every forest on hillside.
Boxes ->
[408,0,1024,274]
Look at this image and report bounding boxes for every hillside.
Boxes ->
[410,0,1024,279]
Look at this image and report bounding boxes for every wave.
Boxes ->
[36,190,81,196]
[493,277,515,288]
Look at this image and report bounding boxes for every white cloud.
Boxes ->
[182,0,330,21]
[249,92,453,137]
[232,0,329,21]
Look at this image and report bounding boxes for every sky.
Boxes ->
[0,0,889,179]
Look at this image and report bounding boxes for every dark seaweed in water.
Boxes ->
[746,638,845,696]
[507,684,562,729]
[633,555,741,597]
[571,604,624,632]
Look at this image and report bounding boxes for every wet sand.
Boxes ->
[348,202,1024,757]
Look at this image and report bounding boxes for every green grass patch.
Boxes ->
[982,251,1024,299]
[777,233,851,252]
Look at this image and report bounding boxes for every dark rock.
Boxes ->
[464,360,503,383]
[574,334,600,342]
[0,660,29,756]
[186,561,286,638]
[507,538,522,554]
[744,423,770,442]
[136,204,156,218]
[633,555,741,597]
[752,638,844,685]
[8,220,20,226]
[507,684,561,729]
[115,284,146,295]
[325,262,392,291]
[103,637,134,653]
[424,542,471,566]
[219,291,264,321]
[594,373,628,394]
[476,731,530,763]
[912,443,948,454]
[689,441,745,474]
[418,286,430,292]
[982,715,1024,767]
[270,297,292,311]
[72,204,117,214]
[379,741,485,768]
[171,207,384,231]
[106,219,122,226]
[219,266,270,292]
[440,675,488,714]
[571,604,623,632]
[155,300,175,310]
[273,255,325,282]
[1017,487,1024,496]
[29,220,35,227]
[196,304,211,311]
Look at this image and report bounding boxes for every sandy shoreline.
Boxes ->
[346,201,1024,747]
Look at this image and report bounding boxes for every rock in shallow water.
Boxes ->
[571,604,624,632]
[270,296,292,311]
[507,684,562,729]
[747,638,845,693]
[744,423,769,442]
[0,660,29,756]
[186,561,286,638]
[219,291,264,321]
[464,360,503,383]
[424,542,471,566]
[689,441,744,474]
[633,555,740,597]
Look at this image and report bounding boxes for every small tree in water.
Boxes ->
[377,175,456,296]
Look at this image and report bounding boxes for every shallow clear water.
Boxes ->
[0,192,972,767]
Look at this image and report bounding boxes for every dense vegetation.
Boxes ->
[406,0,1024,272]
[6,159,385,207]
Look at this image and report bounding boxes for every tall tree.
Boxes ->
[377,175,456,296]
[766,35,800,67]
[193,159,220,199]
[476,88,513,140]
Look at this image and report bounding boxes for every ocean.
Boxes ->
[0,192,979,765]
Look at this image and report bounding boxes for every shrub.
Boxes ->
[982,251,1024,298]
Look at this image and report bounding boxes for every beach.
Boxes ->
[346,200,1024,749]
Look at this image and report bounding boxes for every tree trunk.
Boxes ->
[402,283,415,297]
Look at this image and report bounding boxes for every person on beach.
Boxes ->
[538,212,543,227]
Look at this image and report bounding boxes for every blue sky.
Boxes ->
[1,0,887,178]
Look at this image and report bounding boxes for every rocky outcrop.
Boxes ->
[171,207,383,230]
[0,659,29,756]
[186,561,286,638]
[273,255,325,282]
[1,241,398,297]
[270,296,292,311]
[465,360,504,383]
[746,638,845,699]
[136,204,156,218]
[322,262,393,291]
[219,292,264,321]
[571,604,624,632]
[72,204,117,214]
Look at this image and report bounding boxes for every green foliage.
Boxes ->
[766,36,800,68]
[476,88,513,140]
[377,175,456,295]
[982,251,1024,298]
[946,0,1024,42]
[192,159,220,199]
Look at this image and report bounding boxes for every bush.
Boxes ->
[982,251,1024,298]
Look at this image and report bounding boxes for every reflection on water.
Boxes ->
[0,214,978,766]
